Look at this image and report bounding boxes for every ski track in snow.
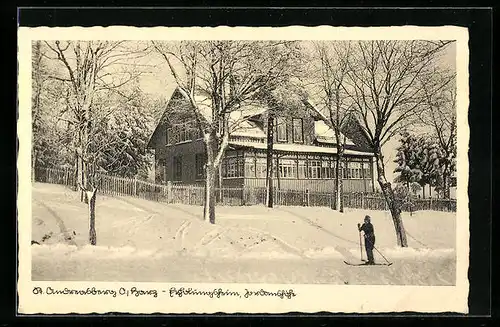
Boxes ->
[198,228,225,247]
[33,199,78,247]
[174,220,192,250]
[31,183,457,285]
[276,207,360,246]
[242,226,309,259]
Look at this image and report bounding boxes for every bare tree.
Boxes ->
[343,40,453,247]
[307,41,355,212]
[31,41,47,181]
[43,40,150,245]
[152,40,301,223]
[258,83,307,208]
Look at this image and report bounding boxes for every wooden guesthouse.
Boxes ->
[147,88,376,194]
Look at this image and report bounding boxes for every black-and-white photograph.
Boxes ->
[17,25,470,314]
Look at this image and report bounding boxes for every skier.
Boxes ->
[358,215,376,265]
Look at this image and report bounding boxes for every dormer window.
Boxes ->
[292,118,304,143]
[276,117,287,142]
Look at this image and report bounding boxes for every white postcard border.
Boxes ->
[17,25,470,314]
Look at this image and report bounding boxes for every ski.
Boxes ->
[343,260,393,266]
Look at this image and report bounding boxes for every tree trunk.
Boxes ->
[334,149,345,213]
[87,187,97,245]
[422,184,426,199]
[73,149,79,191]
[79,156,89,204]
[203,134,218,224]
[78,154,84,201]
[77,124,88,203]
[340,157,346,212]
[333,157,340,210]
[375,151,408,247]
[204,164,216,224]
[265,113,275,208]
[218,163,223,203]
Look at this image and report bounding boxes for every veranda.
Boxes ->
[215,149,375,193]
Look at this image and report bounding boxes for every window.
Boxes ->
[297,159,307,179]
[330,160,337,179]
[276,117,287,142]
[350,162,362,179]
[340,161,365,179]
[244,157,256,177]
[278,159,297,179]
[238,156,244,177]
[167,122,202,144]
[222,157,244,178]
[308,160,321,179]
[292,118,304,143]
[195,153,206,180]
[341,162,348,179]
[173,156,183,181]
[226,158,237,177]
[363,163,372,179]
[321,159,331,179]
[256,158,267,178]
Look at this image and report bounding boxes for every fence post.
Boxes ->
[133,178,137,197]
[306,189,310,207]
[430,196,433,211]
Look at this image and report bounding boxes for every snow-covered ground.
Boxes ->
[31,183,456,285]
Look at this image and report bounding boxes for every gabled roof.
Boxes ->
[338,115,374,153]
[302,98,373,152]
[147,86,374,154]
[146,87,180,149]
[147,87,269,148]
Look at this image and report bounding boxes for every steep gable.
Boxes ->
[339,115,374,153]
[147,86,374,154]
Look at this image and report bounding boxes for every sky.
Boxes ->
[138,41,457,183]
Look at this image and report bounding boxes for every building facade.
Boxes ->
[147,88,376,193]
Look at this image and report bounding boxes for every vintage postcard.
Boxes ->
[17,25,469,314]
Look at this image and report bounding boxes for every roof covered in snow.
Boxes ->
[148,87,374,154]
[229,141,373,156]
[194,94,268,125]
[314,120,355,145]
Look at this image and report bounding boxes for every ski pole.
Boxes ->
[365,237,392,264]
[373,246,392,264]
[359,230,363,261]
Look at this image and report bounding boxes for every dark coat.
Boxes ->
[359,222,375,248]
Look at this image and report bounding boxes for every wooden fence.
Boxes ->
[33,166,456,212]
